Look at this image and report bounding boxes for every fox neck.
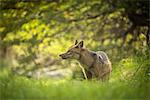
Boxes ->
[78,48,94,69]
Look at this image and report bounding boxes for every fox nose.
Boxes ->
[59,54,62,57]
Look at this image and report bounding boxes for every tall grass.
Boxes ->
[0,48,150,100]
[0,72,149,100]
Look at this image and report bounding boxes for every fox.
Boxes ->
[59,40,112,81]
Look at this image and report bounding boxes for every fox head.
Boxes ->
[59,40,84,59]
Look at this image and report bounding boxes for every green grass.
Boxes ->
[0,49,150,100]
[0,68,149,100]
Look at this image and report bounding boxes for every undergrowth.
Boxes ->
[0,48,150,100]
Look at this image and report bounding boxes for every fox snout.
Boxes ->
[59,54,67,59]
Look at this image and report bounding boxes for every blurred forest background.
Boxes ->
[0,0,150,99]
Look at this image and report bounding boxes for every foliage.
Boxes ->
[0,0,149,78]
[0,0,149,99]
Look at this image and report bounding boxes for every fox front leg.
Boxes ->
[78,63,88,80]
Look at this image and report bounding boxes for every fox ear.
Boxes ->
[75,40,78,45]
[78,41,84,48]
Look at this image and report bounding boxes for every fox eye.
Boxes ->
[67,51,72,54]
